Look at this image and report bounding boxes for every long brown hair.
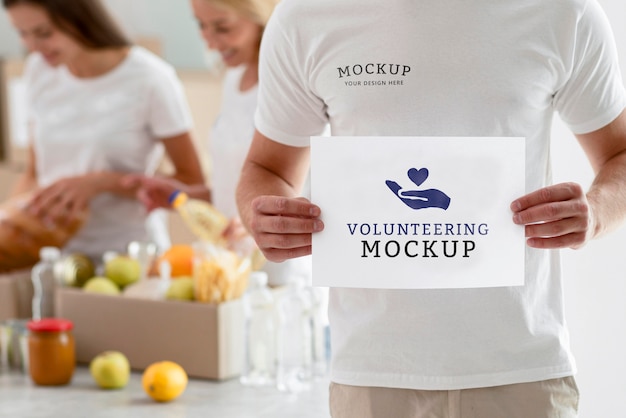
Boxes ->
[2,0,131,49]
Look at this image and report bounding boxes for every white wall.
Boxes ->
[553,1,626,417]
[0,5,22,58]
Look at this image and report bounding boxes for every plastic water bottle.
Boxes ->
[276,277,313,393]
[31,247,62,320]
[309,286,329,378]
[240,271,276,386]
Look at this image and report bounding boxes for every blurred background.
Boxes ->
[0,0,214,69]
[0,0,225,245]
[1,1,625,417]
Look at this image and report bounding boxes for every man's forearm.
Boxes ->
[236,161,299,230]
[587,149,626,238]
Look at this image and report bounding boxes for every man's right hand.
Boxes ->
[247,195,323,262]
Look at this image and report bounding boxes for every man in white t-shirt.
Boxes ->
[237,0,626,416]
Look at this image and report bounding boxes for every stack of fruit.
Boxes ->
[82,255,142,296]
[157,244,195,301]
[59,241,250,304]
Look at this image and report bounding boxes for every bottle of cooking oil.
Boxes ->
[168,190,229,243]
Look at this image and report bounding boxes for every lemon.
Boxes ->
[142,361,188,402]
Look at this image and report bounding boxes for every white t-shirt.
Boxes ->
[256,0,626,390]
[24,46,193,260]
[210,67,312,286]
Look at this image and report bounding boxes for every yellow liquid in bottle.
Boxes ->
[170,192,229,242]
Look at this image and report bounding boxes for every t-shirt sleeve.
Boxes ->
[254,6,328,147]
[553,0,626,134]
[146,66,194,139]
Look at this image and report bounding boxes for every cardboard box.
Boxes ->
[55,287,244,380]
[0,269,33,321]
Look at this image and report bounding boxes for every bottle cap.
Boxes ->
[249,271,269,287]
[39,247,61,261]
[168,190,188,208]
[27,318,73,332]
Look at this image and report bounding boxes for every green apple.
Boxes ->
[165,277,195,301]
[89,351,131,389]
[83,277,121,295]
[105,256,141,288]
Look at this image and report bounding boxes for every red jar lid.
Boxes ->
[27,318,74,332]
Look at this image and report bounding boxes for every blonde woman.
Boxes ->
[131,0,311,286]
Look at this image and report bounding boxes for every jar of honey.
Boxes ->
[27,318,75,385]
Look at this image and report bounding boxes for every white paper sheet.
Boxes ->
[310,136,525,289]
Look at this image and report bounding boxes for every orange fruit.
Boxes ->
[158,244,194,277]
[142,361,188,402]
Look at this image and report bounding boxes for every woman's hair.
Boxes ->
[2,0,131,49]
[207,0,280,27]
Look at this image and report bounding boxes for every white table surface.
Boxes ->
[0,366,331,418]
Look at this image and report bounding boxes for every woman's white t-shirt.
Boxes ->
[24,46,193,259]
[210,66,312,286]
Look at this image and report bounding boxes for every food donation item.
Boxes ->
[0,192,87,273]
[169,191,229,243]
[142,361,188,402]
[104,255,141,288]
[53,253,95,287]
[193,242,251,303]
[89,350,131,389]
[83,277,121,295]
[27,318,75,386]
[165,190,254,303]
[157,244,194,277]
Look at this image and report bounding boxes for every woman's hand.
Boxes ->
[122,175,212,213]
[27,175,98,226]
[222,216,250,243]
[122,175,184,212]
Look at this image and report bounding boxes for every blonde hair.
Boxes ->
[206,0,280,27]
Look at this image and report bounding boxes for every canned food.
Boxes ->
[53,253,95,287]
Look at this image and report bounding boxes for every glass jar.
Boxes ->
[1,319,30,373]
[27,318,75,385]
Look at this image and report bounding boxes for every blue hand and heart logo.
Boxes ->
[386,168,451,210]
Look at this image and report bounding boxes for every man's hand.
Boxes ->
[511,182,594,250]
[247,196,324,262]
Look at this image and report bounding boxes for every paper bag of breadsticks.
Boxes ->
[192,241,251,303]
[0,192,88,273]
